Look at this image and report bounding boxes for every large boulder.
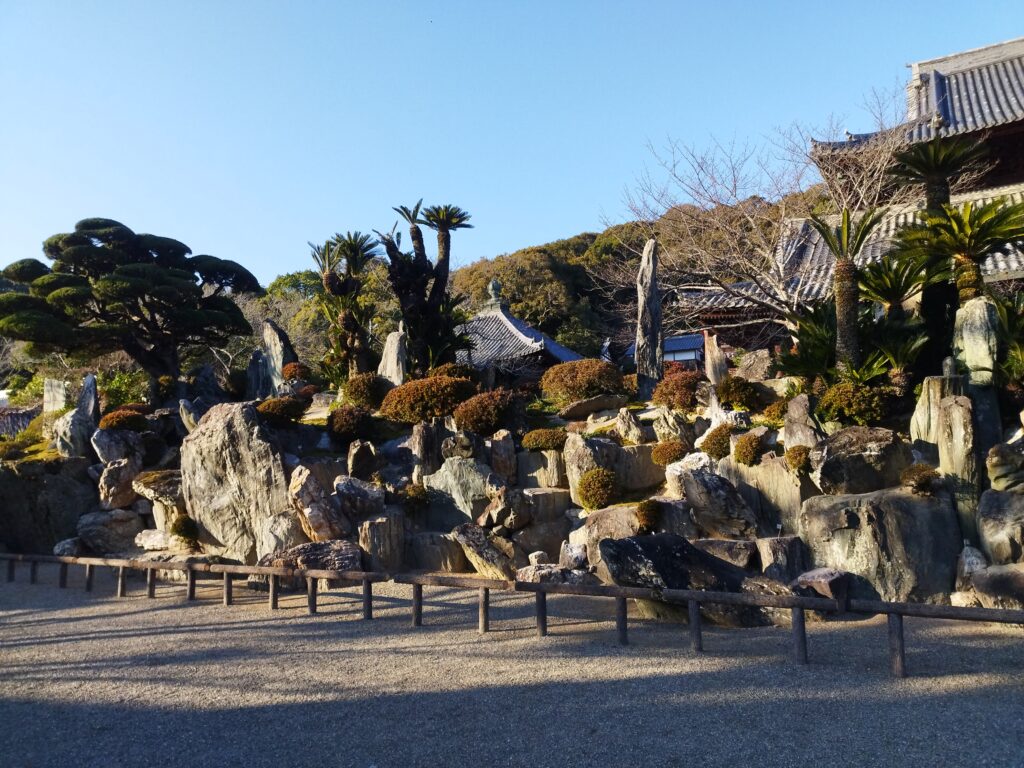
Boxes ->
[938,395,980,542]
[510,518,571,565]
[704,333,728,385]
[971,564,1024,610]
[599,534,792,627]
[910,375,966,459]
[808,427,913,495]
[450,523,515,580]
[180,402,297,564]
[986,441,1024,492]
[557,394,628,421]
[719,454,819,535]
[488,430,517,484]
[97,456,142,510]
[615,408,655,444]
[676,465,759,538]
[53,408,97,459]
[376,325,408,386]
[289,464,351,541]
[409,531,470,572]
[799,487,960,602]
[132,470,185,530]
[517,449,568,489]
[262,319,298,395]
[650,407,695,446]
[782,394,824,450]
[977,490,1024,565]
[254,539,363,590]
[423,457,497,530]
[358,509,405,571]
[91,428,144,464]
[691,538,758,569]
[577,505,641,578]
[333,476,386,521]
[734,349,773,381]
[77,508,144,554]
[563,433,663,506]
[0,456,97,553]
[516,564,598,585]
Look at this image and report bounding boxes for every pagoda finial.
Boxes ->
[487,278,502,302]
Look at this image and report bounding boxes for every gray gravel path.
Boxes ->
[2,565,1023,768]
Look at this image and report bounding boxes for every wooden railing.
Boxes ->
[2,551,1022,679]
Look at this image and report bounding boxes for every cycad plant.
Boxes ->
[809,208,886,371]
[875,333,928,396]
[858,252,944,321]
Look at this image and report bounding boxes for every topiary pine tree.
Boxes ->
[0,218,261,398]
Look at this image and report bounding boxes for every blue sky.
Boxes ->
[1,1,1022,285]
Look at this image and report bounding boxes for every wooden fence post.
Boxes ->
[83,564,94,592]
[222,573,233,606]
[688,599,703,652]
[146,568,156,598]
[479,587,490,634]
[58,563,68,589]
[888,613,906,678]
[185,568,196,601]
[535,591,548,637]
[792,606,808,665]
[268,574,279,610]
[412,583,423,627]
[362,578,373,620]
[29,561,39,585]
[616,596,629,645]
[306,577,318,615]
[116,566,127,598]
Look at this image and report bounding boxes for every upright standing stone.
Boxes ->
[246,350,273,400]
[783,394,824,449]
[953,297,999,387]
[634,238,663,401]
[704,331,728,385]
[77,374,100,424]
[909,375,966,460]
[262,319,298,396]
[377,322,408,386]
[43,379,68,414]
[939,395,979,543]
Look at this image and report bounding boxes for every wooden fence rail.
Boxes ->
[2,552,1022,679]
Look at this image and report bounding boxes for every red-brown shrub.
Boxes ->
[378,376,478,423]
[453,389,522,435]
[540,359,623,406]
[651,370,703,411]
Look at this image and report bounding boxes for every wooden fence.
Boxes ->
[2,551,1022,679]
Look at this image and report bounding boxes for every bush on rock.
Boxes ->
[453,389,521,435]
[701,423,733,461]
[577,467,618,510]
[816,382,889,426]
[716,375,758,411]
[255,396,308,428]
[378,376,477,423]
[901,464,940,495]
[785,444,811,474]
[540,359,623,406]
[651,370,703,411]
[521,428,568,451]
[635,499,660,532]
[733,431,763,466]
[344,373,393,410]
[97,409,149,432]
[282,362,311,381]
[327,405,372,445]
[169,515,199,546]
[651,439,689,466]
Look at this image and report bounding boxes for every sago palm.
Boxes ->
[889,136,988,209]
[809,207,886,371]
[420,204,473,308]
[858,252,943,320]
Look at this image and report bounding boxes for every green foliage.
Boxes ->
[378,376,478,424]
[577,467,618,510]
[785,445,811,474]
[521,428,568,451]
[7,372,46,406]
[858,253,942,319]
[700,423,733,461]
[343,373,393,410]
[651,370,703,411]
[98,409,149,432]
[169,515,200,544]
[327,405,372,445]
[266,270,324,300]
[635,499,660,532]
[453,389,521,435]
[778,300,837,380]
[98,369,150,410]
[651,440,689,466]
[715,375,758,410]
[760,398,789,427]
[816,382,890,426]
[901,463,940,495]
[0,414,55,462]
[733,431,763,466]
[539,359,623,406]
[838,352,889,385]
[255,396,308,428]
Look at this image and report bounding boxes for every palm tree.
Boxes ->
[895,199,1024,303]
[809,207,885,371]
[420,204,473,309]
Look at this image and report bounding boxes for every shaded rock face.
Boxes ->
[799,487,960,602]
[809,427,913,495]
[410,531,469,572]
[346,440,377,481]
[358,510,405,571]
[557,395,629,421]
[757,536,806,583]
[910,375,966,459]
[598,534,792,627]
[333,476,385,521]
[488,430,517,484]
[410,419,448,485]
[91,428,143,465]
[77,508,144,554]
[734,349,773,382]
[98,457,142,510]
[180,403,297,564]
[578,505,641,579]
[971,563,1024,610]
[783,395,823,450]
[451,522,515,580]
[0,456,97,553]
[986,441,1024,492]
[719,454,819,535]
[691,538,758,569]
[377,326,408,386]
[977,490,1024,565]
[53,408,97,460]
[510,518,570,565]
[634,238,663,401]
[422,457,496,530]
[677,467,759,539]
[516,564,597,585]
[255,539,363,590]
[938,395,979,543]
[953,296,999,387]
[246,350,273,401]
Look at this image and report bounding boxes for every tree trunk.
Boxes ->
[955,254,983,302]
[917,179,956,375]
[833,258,861,372]
[427,228,451,310]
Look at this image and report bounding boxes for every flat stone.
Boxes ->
[557,395,628,421]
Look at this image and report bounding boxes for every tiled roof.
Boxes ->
[682,182,1024,313]
[456,302,582,368]
[624,333,704,357]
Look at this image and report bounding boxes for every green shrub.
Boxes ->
[255,396,308,428]
[901,464,940,495]
[8,372,45,406]
[785,444,811,474]
[651,439,689,466]
[97,409,149,432]
[427,362,479,382]
[169,515,199,545]
[98,369,149,410]
[378,376,478,423]
[0,413,52,461]
[700,423,733,461]
[326,404,371,445]
[635,499,660,532]
[521,428,568,451]
[540,359,623,406]
[816,382,890,426]
[282,362,311,381]
[652,370,703,411]
[577,467,618,510]
[760,398,789,426]
[733,431,763,466]
[453,389,520,435]
[716,375,758,410]
[343,372,393,410]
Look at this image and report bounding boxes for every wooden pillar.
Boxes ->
[29,561,39,585]
[6,559,15,582]
[83,564,94,592]
[791,606,808,665]
[146,568,156,598]
[268,574,279,610]
[362,578,373,620]
[58,563,68,589]
[222,573,233,606]
[411,584,423,627]
[306,577,318,615]
[535,591,548,637]
[616,596,628,646]
[116,566,127,598]
[688,599,703,652]
[478,587,490,634]
[185,568,196,601]
[888,613,906,678]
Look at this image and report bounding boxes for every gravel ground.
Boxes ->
[2,565,1024,768]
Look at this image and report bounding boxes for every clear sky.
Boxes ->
[1,1,1022,285]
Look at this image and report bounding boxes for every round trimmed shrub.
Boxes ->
[344,373,393,410]
[114,402,153,415]
[577,467,618,510]
[428,362,479,382]
[652,370,703,411]
[521,428,568,451]
[98,409,149,432]
[255,396,308,428]
[282,362,311,381]
[169,515,199,545]
[296,383,321,400]
[716,375,758,411]
[733,431,763,466]
[540,359,623,406]
[651,439,689,466]
[663,361,690,378]
[378,376,478,424]
[700,423,733,461]
[785,444,811,474]
[760,398,789,425]
[816,382,889,426]
[327,404,371,445]
[901,463,940,495]
[635,499,660,532]
[453,389,521,435]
